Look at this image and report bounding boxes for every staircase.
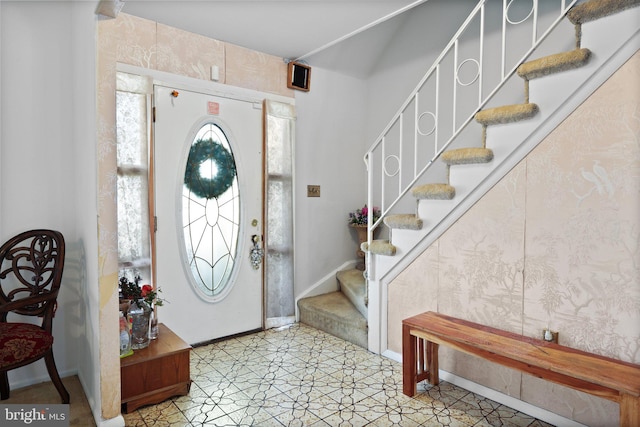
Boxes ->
[298,269,368,348]
[298,0,640,350]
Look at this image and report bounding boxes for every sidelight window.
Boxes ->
[116,73,153,284]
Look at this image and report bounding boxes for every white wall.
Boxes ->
[0,0,100,418]
[70,2,101,421]
[293,67,368,296]
[365,0,477,144]
[1,0,76,386]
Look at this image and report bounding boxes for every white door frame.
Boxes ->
[117,64,295,108]
[116,63,296,343]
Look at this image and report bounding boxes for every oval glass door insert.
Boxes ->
[182,122,240,299]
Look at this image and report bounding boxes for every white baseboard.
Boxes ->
[8,368,78,391]
[265,316,296,329]
[77,371,124,427]
[437,371,587,427]
[383,350,586,427]
[97,415,125,427]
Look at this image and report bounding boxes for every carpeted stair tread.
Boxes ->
[517,48,591,80]
[566,0,640,24]
[361,240,396,256]
[441,148,494,165]
[384,214,423,230]
[475,103,539,126]
[297,291,367,348]
[412,183,456,200]
[337,269,367,319]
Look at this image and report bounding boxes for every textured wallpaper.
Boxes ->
[388,50,640,425]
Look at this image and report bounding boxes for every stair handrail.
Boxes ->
[364,0,579,244]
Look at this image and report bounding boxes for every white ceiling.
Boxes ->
[120,0,426,75]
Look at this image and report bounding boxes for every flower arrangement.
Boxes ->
[348,204,381,226]
[119,274,164,308]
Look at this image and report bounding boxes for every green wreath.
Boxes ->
[184,138,236,200]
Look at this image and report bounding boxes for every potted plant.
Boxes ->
[348,204,381,228]
[348,204,381,270]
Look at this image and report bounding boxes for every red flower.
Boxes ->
[141,284,153,297]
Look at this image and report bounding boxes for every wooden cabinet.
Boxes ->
[120,323,191,413]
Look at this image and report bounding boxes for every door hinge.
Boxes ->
[154,216,158,232]
[152,106,156,122]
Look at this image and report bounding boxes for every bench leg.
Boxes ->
[620,393,640,427]
[416,338,430,383]
[427,341,439,385]
[402,323,417,397]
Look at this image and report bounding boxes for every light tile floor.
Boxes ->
[123,323,553,427]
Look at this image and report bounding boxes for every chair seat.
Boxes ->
[0,323,53,370]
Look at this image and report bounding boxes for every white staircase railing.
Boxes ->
[364,0,578,241]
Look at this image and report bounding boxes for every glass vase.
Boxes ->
[149,307,158,340]
[127,300,151,350]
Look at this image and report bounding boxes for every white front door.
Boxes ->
[153,84,263,344]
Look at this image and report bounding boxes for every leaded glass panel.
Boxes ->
[182,123,240,298]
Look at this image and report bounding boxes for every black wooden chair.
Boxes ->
[0,229,69,403]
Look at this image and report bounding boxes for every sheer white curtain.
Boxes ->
[264,100,296,328]
[116,73,152,283]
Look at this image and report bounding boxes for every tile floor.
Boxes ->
[121,323,552,426]
[2,323,553,426]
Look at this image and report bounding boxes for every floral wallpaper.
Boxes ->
[97,13,292,420]
[388,50,640,425]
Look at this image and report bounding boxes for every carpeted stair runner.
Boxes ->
[474,103,539,126]
[384,214,423,230]
[337,269,367,318]
[566,0,640,24]
[363,0,638,259]
[412,183,456,200]
[298,269,368,348]
[361,239,396,256]
[517,48,591,80]
[441,147,494,165]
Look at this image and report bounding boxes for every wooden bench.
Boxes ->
[402,311,640,427]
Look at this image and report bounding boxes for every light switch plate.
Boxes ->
[307,185,320,197]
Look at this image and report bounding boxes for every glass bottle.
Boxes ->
[119,311,131,356]
[127,300,151,350]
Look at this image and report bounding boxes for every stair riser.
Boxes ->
[416,198,457,226]
[338,270,367,319]
[299,312,367,349]
[342,289,367,319]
